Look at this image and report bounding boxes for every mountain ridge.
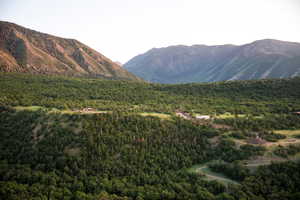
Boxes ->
[0,21,141,81]
[124,39,300,83]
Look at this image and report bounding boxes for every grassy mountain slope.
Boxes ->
[0,21,141,81]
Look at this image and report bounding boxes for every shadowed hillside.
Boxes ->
[124,39,300,83]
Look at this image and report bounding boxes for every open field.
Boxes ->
[274,130,300,136]
[139,112,172,120]
[216,113,246,119]
[14,106,47,111]
[13,106,173,120]
[215,112,264,119]
[14,106,110,115]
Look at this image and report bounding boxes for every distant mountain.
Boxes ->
[0,21,141,81]
[124,39,300,83]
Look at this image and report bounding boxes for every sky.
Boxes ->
[1,0,300,63]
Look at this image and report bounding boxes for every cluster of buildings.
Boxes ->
[175,111,211,120]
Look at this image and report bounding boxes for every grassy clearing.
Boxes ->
[216,113,246,119]
[13,107,173,120]
[15,106,62,113]
[188,164,239,185]
[14,106,45,111]
[60,110,109,115]
[243,153,283,168]
[14,106,109,115]
[139,112,172,120]
[192,113,210,117]
[243,151,300,172]
[14,106,174,121]
[216,112,263,119]
[274,130,300,136]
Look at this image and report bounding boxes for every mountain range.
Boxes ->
[124,39,300,83]
[0,21,140,81]
[2,21,300,84]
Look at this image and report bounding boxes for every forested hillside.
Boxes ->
[1,73,300,114]
[1,73,300,199]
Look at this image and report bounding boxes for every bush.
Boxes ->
[260,131,286,142]
[274,145,300,157]
[229,132,246,139]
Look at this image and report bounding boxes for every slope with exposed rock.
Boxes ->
[124,39,300,83]
[0,21,141,81]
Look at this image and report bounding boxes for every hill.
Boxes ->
[1,72,300,114]
[0,21,141,81]
[124,39,300,83]
[1,73,300,199]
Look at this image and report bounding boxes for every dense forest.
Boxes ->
[1,73,300,114]
[1,73,300,199]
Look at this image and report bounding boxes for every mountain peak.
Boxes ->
[242,39,300,57]
[124,39,300,83]
[0,21,141,81]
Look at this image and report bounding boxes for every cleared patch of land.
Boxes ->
[14,106,109,115]
[243,153,286,169]
[188,164,239,185]
[61,110,109,115]
[14,106,46,111]
[243,152,300,171]
[216,112,263,119]
[264,138,300,149]
[216,113,246,119]
[139,112,172,120]
[274,129,300,136]
[228,131,300,149]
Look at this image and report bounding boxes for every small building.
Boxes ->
[176,112,191,119]
[293,111,300,115]
[82,107,96,112]
[195,115,210,120]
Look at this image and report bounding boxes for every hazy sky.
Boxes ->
[1,0,300,63]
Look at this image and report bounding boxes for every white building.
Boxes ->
[195,115,210,120]
[176,112,189,119]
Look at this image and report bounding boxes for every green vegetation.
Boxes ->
[216,113,247,119]
[274,144,300,157]
[1,72,300,114]
[274,129,300,139]
[274,129,300,135]
[228,131,247,139]
[208,161,250,182]
[14,106,46,111]
[138,112,172,120]
[260,131,286,142]
[188,164,239,185]
[216,114,300,131]
[1,73,300,200]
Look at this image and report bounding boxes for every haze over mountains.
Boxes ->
[2,21,300,84]
[0,21,140,81]
[124,39,300,83]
